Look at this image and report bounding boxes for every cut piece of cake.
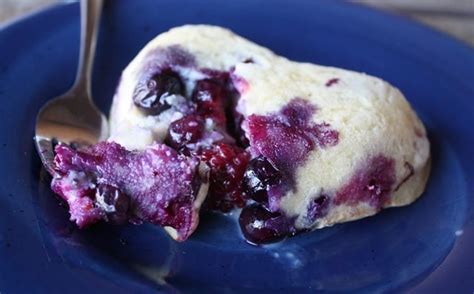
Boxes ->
[51,142,208,241]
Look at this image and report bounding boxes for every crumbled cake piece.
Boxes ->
[51,142,208,241]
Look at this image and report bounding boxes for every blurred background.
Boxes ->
[0,0,473,46]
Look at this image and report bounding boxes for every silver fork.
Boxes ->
[34,0,108,175]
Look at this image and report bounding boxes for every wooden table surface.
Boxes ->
[1,0,473,47]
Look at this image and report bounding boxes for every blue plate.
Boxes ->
[0,1,473,292]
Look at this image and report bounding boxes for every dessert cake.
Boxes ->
[50,25,431,244]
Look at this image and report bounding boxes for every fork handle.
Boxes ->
[73,0,104,96]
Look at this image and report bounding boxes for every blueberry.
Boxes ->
[243,156,281,203]
[165,114,205,151]
[133,69,185,115]
[95,184,130,224]
[239,204,291,244]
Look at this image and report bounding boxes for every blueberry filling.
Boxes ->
[51,142,204,241]
[159,71,251,212]
[192,79,227,124]
[334,155,396,209]
[198,143,250,212]
[247,99,339,177]
[245,98,339,211]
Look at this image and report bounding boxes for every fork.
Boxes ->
[34,0,108,175]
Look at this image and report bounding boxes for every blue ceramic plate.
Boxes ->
[0,1,473,292]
